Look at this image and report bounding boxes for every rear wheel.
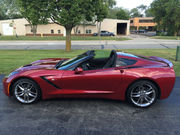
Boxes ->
[126,80,158,108]
[12,79,41,104]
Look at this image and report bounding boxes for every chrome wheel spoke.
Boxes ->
[144,97,150,103]
[140,97,144,104]
[17,85,24,91]
[27,95,29,102]
[146,95,152,101]
[137,97,141,104]
[16,91,24,96]
[131,93,141,97]
[24,94,27,101]
[27,84,33,90]
[24,94,29,103]
[29,92,36,98]
[146,90,153,95]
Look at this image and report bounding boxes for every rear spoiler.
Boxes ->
[149,56,173,67]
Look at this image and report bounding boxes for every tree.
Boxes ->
[116,8,130,20]
[4,0,22,19]
[145,8,154,17]
[137,4,147,12]
[95,0,116,36]
[47,0,93,51]
[104,0,116,8]
[0,0,7,20]
[47,0,109,51]
[0,0,22,20]
[150,0,180,36]
[130,8,143,18]
[94,0,108,36]
[16,0,49,36]
[107,8,119,19]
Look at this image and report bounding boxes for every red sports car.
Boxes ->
[3,50,175,108]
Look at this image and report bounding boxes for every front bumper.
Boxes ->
[3,77,11,97]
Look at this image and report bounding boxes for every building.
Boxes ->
[0,18,28,36]
[0,18,130,36]
[130,17,156,31]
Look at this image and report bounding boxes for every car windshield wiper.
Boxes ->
[55,60,66,69]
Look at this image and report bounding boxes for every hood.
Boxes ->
[15,58,68,72]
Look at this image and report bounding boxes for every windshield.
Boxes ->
[56,51,94,70]
[58,55,86,69]
[55,50,110,70]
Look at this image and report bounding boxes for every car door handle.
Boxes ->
[120,69,124,73]
[115,68,124,73]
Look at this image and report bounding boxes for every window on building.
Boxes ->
[86,29,92,34]
[130,20,133,23]
[58,30,61,34]
[139,20,154,23]
[51,29,54,34]
[78,30,81,34]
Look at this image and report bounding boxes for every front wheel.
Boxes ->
[126,80,158,108]
[12,79,41,104]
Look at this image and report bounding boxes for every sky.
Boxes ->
[116,0,154,10]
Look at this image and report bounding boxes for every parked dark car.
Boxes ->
[93,31,115,36]
[138,30,147,33]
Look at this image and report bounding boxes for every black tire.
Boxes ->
[126,80,158,108]
[12,78,41,104]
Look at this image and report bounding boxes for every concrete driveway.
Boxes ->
[0,75,180,135]
[0,35,179,50]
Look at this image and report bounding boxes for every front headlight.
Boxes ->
[7,71,19,78]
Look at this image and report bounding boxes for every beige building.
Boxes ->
[0,18,130,36]
[0,18,28,36]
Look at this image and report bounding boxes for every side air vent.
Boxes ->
[40,76,61,89]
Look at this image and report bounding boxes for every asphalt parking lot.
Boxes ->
[0,75,180,135]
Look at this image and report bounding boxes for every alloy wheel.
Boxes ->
[14,81,38,104]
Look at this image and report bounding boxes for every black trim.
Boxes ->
[40,76,61,89]
[124,66,142,69]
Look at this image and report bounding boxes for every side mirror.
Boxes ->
[75,67,83,74]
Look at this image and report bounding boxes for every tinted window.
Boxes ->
[116,58,137,67]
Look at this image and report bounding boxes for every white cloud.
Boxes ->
[116,0,154,10]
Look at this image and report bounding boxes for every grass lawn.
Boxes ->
[152,36,180,40]
[0,36,130,41]
[0,49,179,76]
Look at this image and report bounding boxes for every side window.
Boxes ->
[116,58,137,67]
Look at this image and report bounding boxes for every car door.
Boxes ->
[101,31,105,36]
[59,68,123,94]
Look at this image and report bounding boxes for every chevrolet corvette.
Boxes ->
[3,50,175,107]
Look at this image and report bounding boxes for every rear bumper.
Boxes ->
[159,68,176,99]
